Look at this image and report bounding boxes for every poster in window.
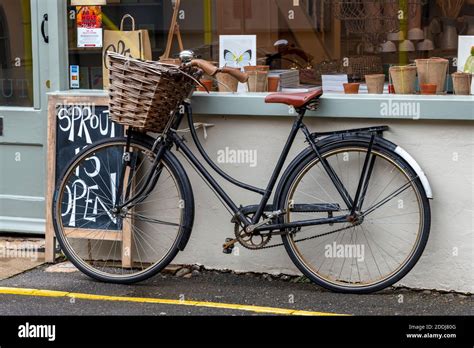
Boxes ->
[76,6,103,48]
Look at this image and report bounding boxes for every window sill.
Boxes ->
[192,92,474,121]
[48,90,474,121]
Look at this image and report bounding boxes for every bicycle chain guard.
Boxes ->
[234,222,272,250]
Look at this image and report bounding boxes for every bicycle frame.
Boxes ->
[121,101,382,234]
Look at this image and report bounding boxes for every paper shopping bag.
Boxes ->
[102,14,152,88]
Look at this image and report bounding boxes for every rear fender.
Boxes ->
[274,133,433,212]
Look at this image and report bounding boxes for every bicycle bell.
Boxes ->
[179,50,195,63]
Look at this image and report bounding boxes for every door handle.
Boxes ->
[41,14,49,43]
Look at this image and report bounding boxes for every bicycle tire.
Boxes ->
[277,139,431,294]
[52,136,194,284]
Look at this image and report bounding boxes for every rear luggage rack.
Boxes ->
[312,126,389,139]
[238,203,341,216]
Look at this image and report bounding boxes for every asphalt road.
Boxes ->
[0,264,471,316]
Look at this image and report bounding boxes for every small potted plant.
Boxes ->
[365,74,386,94]
[343,82,361,94]
[415,57,449,93]
[389,65,417,94]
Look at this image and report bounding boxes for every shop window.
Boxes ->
[0,0,33,107]
[0,6,10,69]
[66,0,474,95]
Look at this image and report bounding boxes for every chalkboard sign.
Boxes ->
[55,103,123,230]
[45,95,126,262]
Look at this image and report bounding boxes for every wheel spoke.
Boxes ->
[54,140,186,282]
[284,146,427,291]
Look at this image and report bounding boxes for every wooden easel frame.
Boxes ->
[45,95,132,267]
[160,0,184,60]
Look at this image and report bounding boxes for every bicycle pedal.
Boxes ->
[223,238,236,254]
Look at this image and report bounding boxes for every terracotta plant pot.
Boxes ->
[452,72,472,95]
[216,68,240,92]
[343,83,360,94]
[420,83,437,95]
[267,76,280,92]
[389,65,417,94]
[415,58,449,93]
[244,66,270,92]
[247,71,268,92]
[197,79,213,92]
[365,74,385,94]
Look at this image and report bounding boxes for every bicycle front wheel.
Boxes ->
[280,140,431,293]
[53,137,194,284]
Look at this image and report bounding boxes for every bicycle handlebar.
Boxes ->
[219,66,249,83]
[189,59,249,83]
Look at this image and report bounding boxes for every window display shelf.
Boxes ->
[50,90,474,121]
[191,92,474,121]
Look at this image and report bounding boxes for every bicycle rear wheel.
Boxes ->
[53,137,194,284]
[279,140,430,293]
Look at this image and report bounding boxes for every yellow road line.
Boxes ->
[0,286,347,316]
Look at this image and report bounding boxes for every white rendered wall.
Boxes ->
[173,115,473,293]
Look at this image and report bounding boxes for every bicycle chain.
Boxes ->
[257,223,356,250]
[233,210,357,251]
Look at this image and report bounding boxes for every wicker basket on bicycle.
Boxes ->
[107,52,197,133]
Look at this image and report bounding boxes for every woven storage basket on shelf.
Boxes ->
[343,55,383,80]
[310,60,344,84]
[107,52,196,133]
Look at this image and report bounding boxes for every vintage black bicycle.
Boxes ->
[53,51,432,293]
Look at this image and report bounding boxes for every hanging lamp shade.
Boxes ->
[399,40,416,52]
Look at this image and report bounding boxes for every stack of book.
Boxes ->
[268,70,300,88]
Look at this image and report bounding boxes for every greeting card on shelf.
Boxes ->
[219,35,257,69]
[458,36,474,94]
[219,35,257,92]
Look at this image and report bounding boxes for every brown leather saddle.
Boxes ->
[265,89,323,109]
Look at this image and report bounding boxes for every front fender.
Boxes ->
[131,131,196,250]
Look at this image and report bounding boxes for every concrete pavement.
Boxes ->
[0,238,45,280]
[0,263,471,316]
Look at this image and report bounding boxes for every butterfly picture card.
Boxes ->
[219,35,257,92]
[219,35,257,69]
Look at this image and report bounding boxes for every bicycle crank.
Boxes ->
[234,226,272,250]
[222,226,272,252]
